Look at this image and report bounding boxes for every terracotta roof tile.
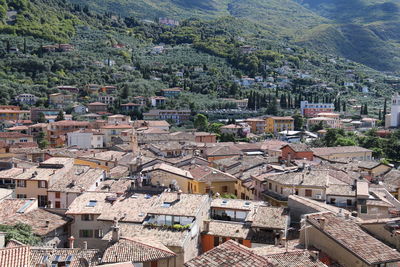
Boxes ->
[102,237,175,263]
[306,212,400,265]
[184,240,273,267]
[0,246,30,267]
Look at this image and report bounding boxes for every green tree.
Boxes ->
[37,112,46,123]
[0,223,40,245]
[209,122,224,135]
[194,114,208,131]
[37,131,48,149]
[55,110,64,121]
[292,113,303,130]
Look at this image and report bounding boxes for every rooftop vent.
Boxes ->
[221,200,228,205]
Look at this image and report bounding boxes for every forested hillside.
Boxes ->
[70,0,400,72]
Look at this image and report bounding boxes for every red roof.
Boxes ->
[88,102,107,106]
[0,246,30,267]
[0,132,32,138]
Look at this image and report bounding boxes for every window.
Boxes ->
[295,189,299,195]
[17,194,27,199]
[87,200,97,207]
[17,180,26,188]
[305,189,312,197]
[330,198,336,204]
[81,214,94,221]
[222,186,228,193]
[269,183,272,190]
[55,192,61,199]
[38,180,47,188]
[347,199,352,206]
[55,201,61,209]
[79,230,93,238]
[360,205,368,214]
[213,236,219,247]
[38,195,48,207]
[94,229,103,238]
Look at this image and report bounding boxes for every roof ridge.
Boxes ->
[120,237,176,256]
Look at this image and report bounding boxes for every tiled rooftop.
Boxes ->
[30,247,101,267]
[48,166,103,193]
[66,192,116,215]
[311,146,372,156]
[0,246,30,267]
[265,251,328,267]
[97,194,158,223]
[181,164,237,183]
[0,199,69,236]
[102,237,176,263]
[251,206,287,230]
[306,212,400,265]
[211,198,265,211]
[148,192,209,217]
[184,240,273,267]
[142,163,193,179]
[102,222,190,247]
[206,221,251,239]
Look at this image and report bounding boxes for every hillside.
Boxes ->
[70,0,400,72]
[68,0,326,35]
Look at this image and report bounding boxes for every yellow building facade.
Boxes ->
[265,117,294,134]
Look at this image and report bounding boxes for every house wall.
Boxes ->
[358,205,390,220]
[146,170,192,193]
[48,191,80,209]
[359,165,391,177]
[195,135,217,143]
[266,180,326,201]
[281,146,313,161]
[70,214,111,249]
[201,235,252,253]
[300,225,382,267]
[15,180,47,200]
[68,132,92,149]
[360,223,399,249]
[321,151,372,161]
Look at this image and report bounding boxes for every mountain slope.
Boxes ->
[70,0,400,72]
[69,0,326,34]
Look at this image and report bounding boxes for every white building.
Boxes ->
[98,95,115,105]
[67,130,104,149]
[391,93,400,128]
[15,94,38,105]
[73,104,87,114]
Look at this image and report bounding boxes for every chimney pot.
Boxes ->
[83,241,88,250]
[68,236,75,249]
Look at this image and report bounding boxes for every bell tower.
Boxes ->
[391,93,400,128]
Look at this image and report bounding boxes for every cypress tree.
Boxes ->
[383,98,387,115]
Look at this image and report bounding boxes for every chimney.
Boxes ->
[111,219,120,243]
[0,232,5,248]
[177,190,182,202]
[318,218,326,229]
[309,250,319,261]
[68,236,75,249]
[83,241,88,250]
[203,220,210,232]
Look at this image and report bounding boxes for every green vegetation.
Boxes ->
[0,223,41,245]
[75,0,400,72]
[311,128,400,162]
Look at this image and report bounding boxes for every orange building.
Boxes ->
[281,143,314,161]
[194,132,217,143]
